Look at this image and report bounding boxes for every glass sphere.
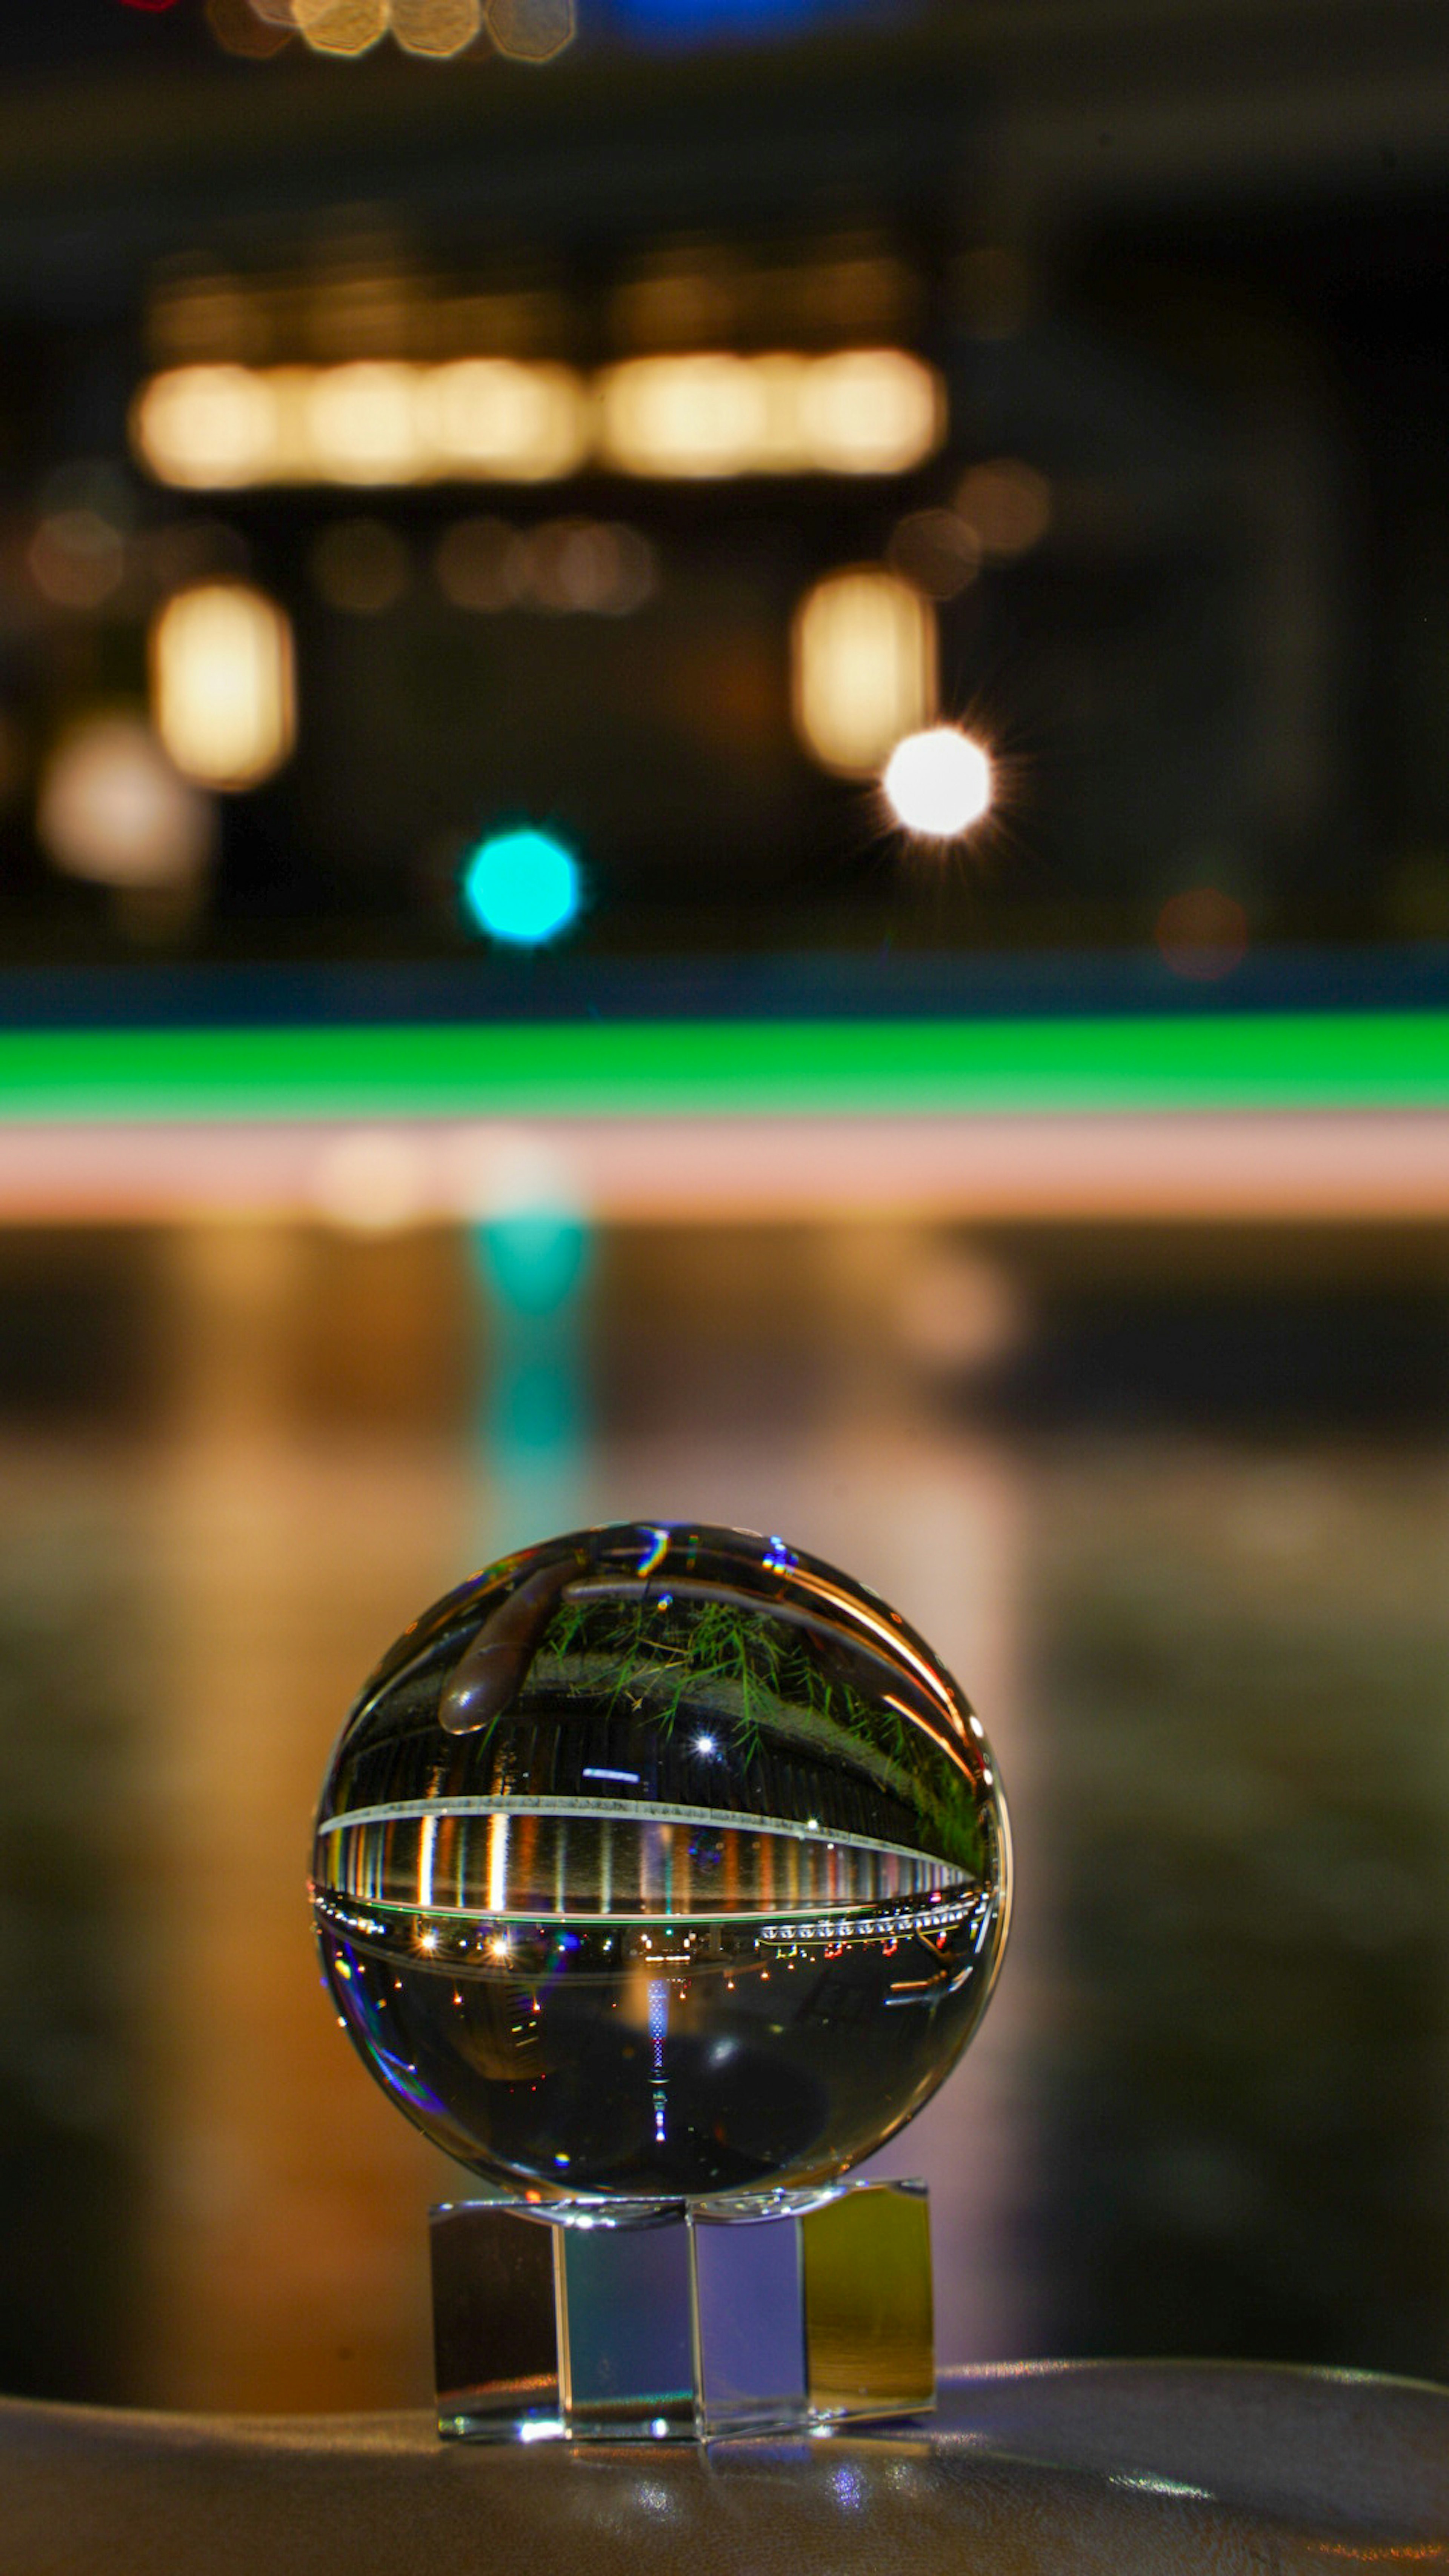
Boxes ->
[312,1523,1010,2198]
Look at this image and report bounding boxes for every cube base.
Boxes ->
[431,2180,934,2444]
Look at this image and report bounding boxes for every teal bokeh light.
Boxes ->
[460,827,582,947]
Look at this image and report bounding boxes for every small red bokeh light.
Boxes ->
[1155,886,1250,982]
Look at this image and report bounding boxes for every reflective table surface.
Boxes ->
[3,2362,1446,2574]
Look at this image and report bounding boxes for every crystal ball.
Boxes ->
[312,1523,1010,2198]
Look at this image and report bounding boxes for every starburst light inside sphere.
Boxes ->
[312,1522,1010,2197]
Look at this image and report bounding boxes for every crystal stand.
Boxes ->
[431,2179,934,2443]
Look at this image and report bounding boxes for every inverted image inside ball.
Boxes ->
[312,1521,1010,2199]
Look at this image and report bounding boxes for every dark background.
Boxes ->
[0,0,1447,2417]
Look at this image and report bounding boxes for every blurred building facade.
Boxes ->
[2,0,1449,967]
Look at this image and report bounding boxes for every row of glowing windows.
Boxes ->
[132,350,945,489]
[143,565,953,783]
[36,567,988,897]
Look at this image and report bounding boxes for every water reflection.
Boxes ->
[1032,1443,1449,2378]
[0,1217,1445,2404]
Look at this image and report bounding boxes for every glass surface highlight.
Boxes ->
[312,1521,1010,2198]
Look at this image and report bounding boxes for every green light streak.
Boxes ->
[0,1012,1446,1121]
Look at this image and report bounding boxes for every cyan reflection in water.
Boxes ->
[470,1184,592,1559]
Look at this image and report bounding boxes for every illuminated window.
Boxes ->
[132,349,944,488]
[149,584,296,790]
[798,349,944,475]
[305,363,425,485]
[792,569,936,775]
[598,354,770,478]
[600,348,942,478]
[418,359,589,482]
[131,365,277,489]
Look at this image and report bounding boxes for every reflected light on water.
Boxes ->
[792,569,936,775]
[312,1129,431,1234]
[149,583,295,790]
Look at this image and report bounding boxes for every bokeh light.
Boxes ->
[599,353,769,478]
[149,583,295,790]
[305,362,424,484]
[206,0,293,54]
[293,0,388,52]
[36,714,215,889]
[434,516,521,610]
[955,458,1052,559]
[391,0,481,50]
[461,826,583,944]
[132,354,941,489]
[312,1129,430,1234]
[485,0,575,59]
[597,348,943,479]
[888,507,980,601]
[792,569,936,775]
[418,359,589,481]
[27,508,127,611]
[797,348,943,474]
[435,515,658,614]
[894,1245,1022,1375]
[132,366,277,489]
[309,517,412,613]
[517,519,658,613]
[1155,886,1250,981]
[881,726,992,837]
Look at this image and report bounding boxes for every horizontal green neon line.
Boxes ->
[1,1013,1447,1121]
